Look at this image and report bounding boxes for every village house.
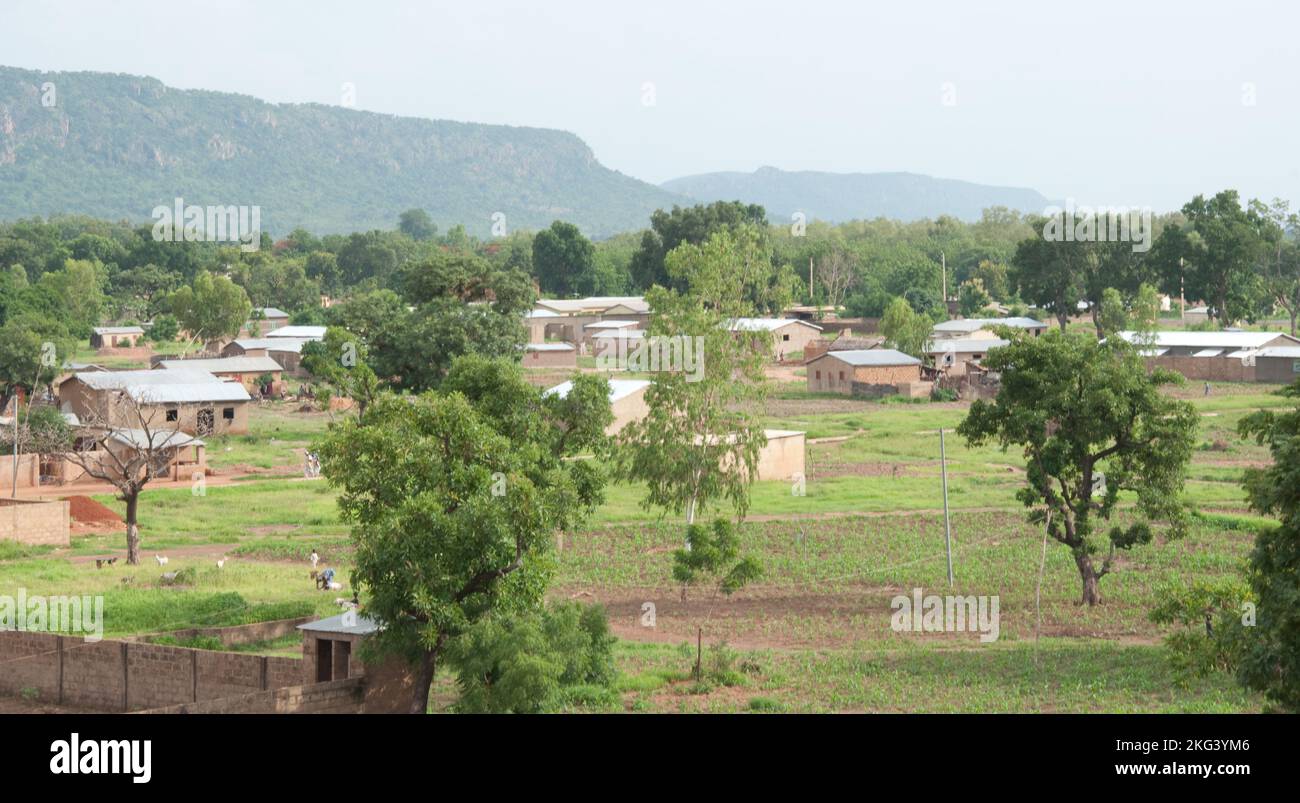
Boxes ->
[932,317,1048,340]
[729,318,824,361]
[530,296,651,343]
[545,378,651,434]
[90,326,144,349]
[927,337,1009,376]
[1112,330,1300,382]
[221,337,313,375]
[56,427,207,486]
[264,324,327,340]
[806,349,922,396]
[240,307,291,337]
[582,320,642,346]
[57,368,253,436]
[1252,346,1300,383]
[523,342,577,368]
[159,356,284,394]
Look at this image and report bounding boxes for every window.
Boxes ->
[838,371,845,382]
[782,334,790,341]
[222,407,235,421]
[815,370,821,380]
[165,409,178,422]
[1293,360,1300,374]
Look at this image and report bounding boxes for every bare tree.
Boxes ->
[817,246,857,312]
[62,390,185,565]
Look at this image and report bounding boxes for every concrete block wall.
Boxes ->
[0,498,70,546]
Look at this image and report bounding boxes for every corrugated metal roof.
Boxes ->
[159,356,284,374]
[927,338,1009,354]
[93,326,144,335]
[233,338,311,353]
[525,343,575,352]
[584,320,641,329]
[534,296,649,314]
[933,317,1047,333]
[74,369,251,403]
[264,325,326,339]
[815,349,921,367]
[252,307,289,318]
[297,612,380,635]
[728,317,823,333]
[107,428,204,450]
[1255,346,1300,359]
[546,378,650,403]
[1115,331,1300,349]
[592,329,645,339]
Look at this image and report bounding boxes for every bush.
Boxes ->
[446,601,618,713]
[147,314,179,342]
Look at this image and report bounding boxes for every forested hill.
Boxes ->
[663,166,1052,223]
[0,66,686,238]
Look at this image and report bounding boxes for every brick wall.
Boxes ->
[0,498,69,546]
[149,616,314,648]
[1146,356,1256,382]
[139,677,365,714]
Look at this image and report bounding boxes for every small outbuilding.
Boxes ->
[91,326,144,349]
[729,318,824,361]
[545,378,651,434]
[523,342,577,368]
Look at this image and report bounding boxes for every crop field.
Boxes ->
[1,379,1288,712]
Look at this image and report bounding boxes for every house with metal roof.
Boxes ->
[90,326,145,349]
[806,349,923,395]
[729,318,824,361]
[927,337,1010,375]
[159,356,284,393]
[523,341,577,368]
[241,307,291,337]
[57,368,252,436]
[1111,330,1300,356]
[546,378,651,434]
[263,325,327,340]
[932,317,1048,339]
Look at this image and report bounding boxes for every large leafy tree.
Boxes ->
[958,331,1197,605]
[168,271,252,345]
[1235,382,1300,710]
[316,356,612,712]
[532,220,595,297]
[629,201,768,291]
[1150,190,1271,325]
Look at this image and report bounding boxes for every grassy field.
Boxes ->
[0,376,1287,712]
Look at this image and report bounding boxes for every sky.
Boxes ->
[3,0,1297,213]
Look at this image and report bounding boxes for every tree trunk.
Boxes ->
[409,648,437,714]
[1073,550,1101,606]
[124,494,140,565]
[1056,311,1069,332]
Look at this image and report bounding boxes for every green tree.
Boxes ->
[532,220,595,296]
[168,271,253,345]
[616,228,778,527]
[300,327,381,421]
[1150,190,1270,325]
[629,201,768,290]
[398,208,437,241]
[879,297,933,360]
[1235,382,1300,710]
[958,331,1197,605]
[315,357,612,712]
[957,278,993,317]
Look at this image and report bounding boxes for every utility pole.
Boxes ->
[939,427,954,587]
[809,255,814,305]
[1179,257,1185,318]
[941,251,947,304]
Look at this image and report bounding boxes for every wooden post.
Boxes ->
[940,428,954,587]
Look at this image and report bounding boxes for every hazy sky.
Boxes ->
[4,0,1296,212]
